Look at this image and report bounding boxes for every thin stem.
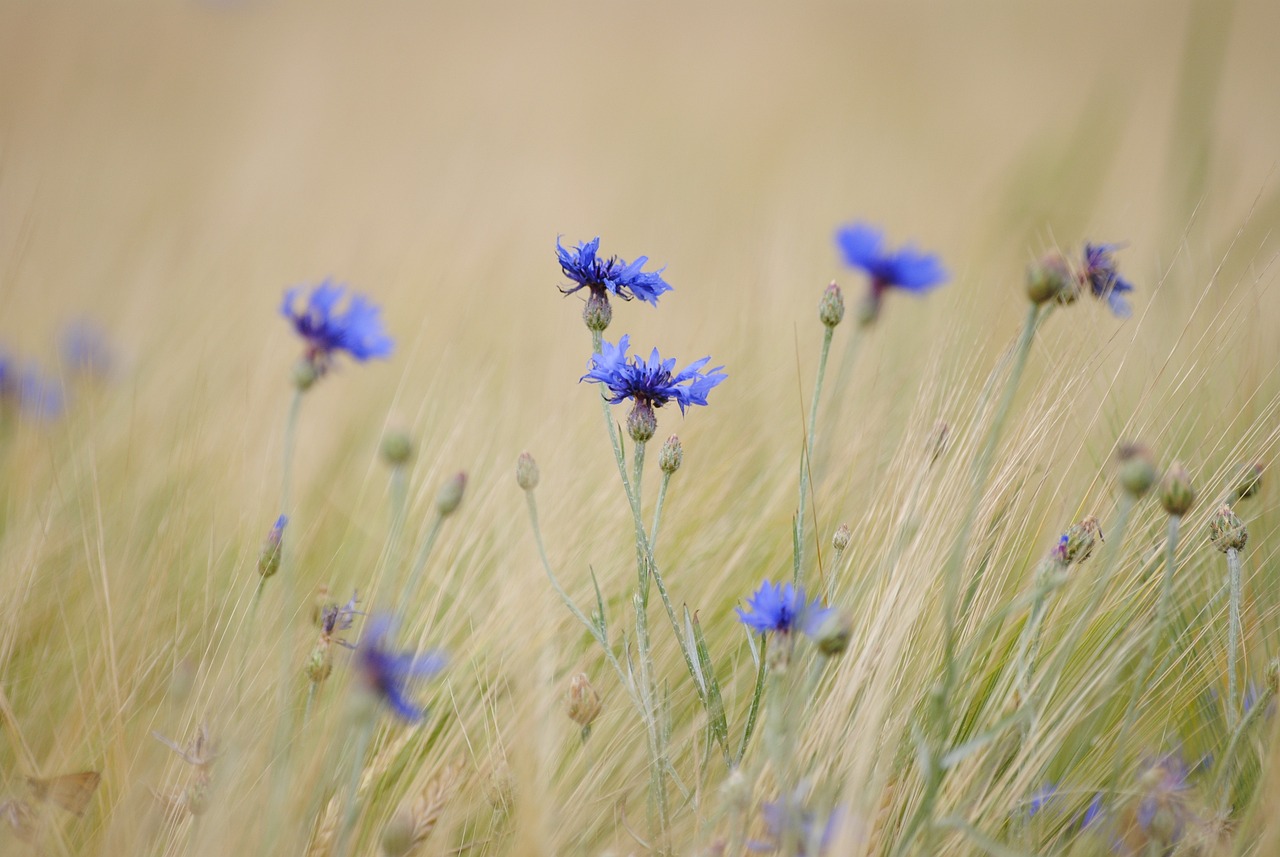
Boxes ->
[303,681,318,723]
[280,388,304,521]
[1227,546,1244,730]
[385,465,409,576]
[1217,684,1275,813]
[400,512,444,609]
[649,472,672,554]
[1112,515,1182,787]
[794,325,834,584]
[333,712,376,857]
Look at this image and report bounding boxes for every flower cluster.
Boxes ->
[281,280,394,379]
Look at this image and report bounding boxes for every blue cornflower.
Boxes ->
[556,237,672,306]
[747,796,840,855]
[281,280,394,376]
[0,353,63,420]
[355,616,447,722]
[1080,792,1105,830]
[582,335,725,442]
[835,223,947,323]
[320,590,361,649]
[1027,782,1057,817]
[737,581,831,638]
[1081,243,1135,319]
[1134,754,1191,847]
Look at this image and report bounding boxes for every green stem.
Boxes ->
[400,512,444,608]
[650,472,672,554]
[1217,684,1274,813]
[333,711,376,857]
[794,326,834,585]
[1112,515,1181,787]
[281,388,304,522]
[1227,546,1243,730]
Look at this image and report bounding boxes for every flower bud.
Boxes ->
[659,435,683,474]
[1209,504,1247,553]
[567,672,602,730]
[435,472,467,517]
[258,515,287,578]
[815,610,852,657]
[719,768,751,814]
[515,451,540,491]
[291,358,319,392]
[1116,442,1158,498]
[583,290,612,332]
[1159,462,1195,516]
[380,806,416,857]
[818,281,845,328]
[304,640,333,684]
[1227,461,1263,503]
[627,401,657,444]
[1026,254,1073,305]
[832,523,851,552]
[1055,515,1102,566]
[381,431,414,467]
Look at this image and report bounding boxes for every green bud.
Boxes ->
[436,471,467,517]
[627,401,656,444]
[1026,254,1073,305]
[818,281,845,328]
[832,523,851,553]
[1227,461,1263,503]
[304,640,333,684]
[815,610,852,657]
[1056,515,1102,565]
[291,358,319,392]
[659,435,683,474]
[1116,442,1158,498]
[583,290,612,332]
[1158,462,1195,516]
[515,451,540,491]
[1209,504,1247,552]
[381,431,414,467]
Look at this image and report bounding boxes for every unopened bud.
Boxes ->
[659,435,683,474]
[1117,442,1158,498]
[1026,254,1073,305]
[1055,515,1102,565]
[381,431,413,467]
[304,640,333,684]
[1159,462,1195,517]
[583,290,613,332]
[567,672,602,730]
[832,523,851,552]
[380,806,416,857]
[719,769,751,814]
[258,515,287,578]
[436,471,467,517]
[516,452,540,491]
[291,358,319,392]
[1209,504,1247,552]
[815,610,852,657]
[819,281,845,328]
[1227,461,1263,503]
[627,401,657,444]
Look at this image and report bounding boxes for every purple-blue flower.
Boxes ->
[582,336,725,414]
[355,616,446,721]
[1080,792,1105,830]
[737,581,831,637]
[1082,243,1135,319]
[0,352,63,420]
[1135,754,1191,845]
[747,796,840,855]
[835,223,948,296]
[1027,782,1057,817]
[281,280,394,374]
[557,237,672,306]
[320,590,361,649]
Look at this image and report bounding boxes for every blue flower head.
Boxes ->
[355,616,447,722]
[582,335,725,442]
[835,223,947,323]
[320,590,361,649]
[737,581,831,638]
[0,352,63,420]
[1134,754,1191,846]
[1082,243,1135,318]
[747,795,840,855]
[1027,782,1057,817]
[281,280,394,377]
[557,237,672,306]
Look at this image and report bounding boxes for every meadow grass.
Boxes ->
[2,2,1280,855]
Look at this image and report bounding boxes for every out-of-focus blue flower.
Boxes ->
[321,590,362,649]
[0,352,63,420]
[835,223,948,295]
[556,237,672,306]
[1135,754,1191,846]
[355,616,446,722]
[59,320,114,379]
[581,335,725,414]
[1082,243,1134,319]
[1027,782,1057,817]
[281,280,394,374]
[737,581,831,637]
[1081,792,1105,830]
[747,796,839,855]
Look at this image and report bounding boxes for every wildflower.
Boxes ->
[1116,441,1158,498]
[381,431,414,467]
[1025,254,1073,305]
[834,222,947,325]
[0,353,63,420]
[1208,504,1247,553]
[1226,461,1263,504]
[355,616,447,721]
[582,335,725,443]
[748,796,840,855]
[1027,782,1057,817]
[435,471,467,517]
[1052,515,1103,566]
[152,723,217,818]
[280,279,394,378]
[1159,462,1196,517]
[257,515,287,578]
[659,435,683,474]
[737,581,830,638]
[832,523,851,553]
[59,320,114,379]
[1081,243,1135,318]
[1081,792,1106,830]
[817,281,845,328]
[320,591,361,647]
[1131,754,1192,849]
[814,610,852,657]
[556,236,672,306]
[515,451,540,491]
[566,672,602,734]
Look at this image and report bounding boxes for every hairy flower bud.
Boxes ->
[1054,515,1103,566]
[258,515,287,578]
[304,639,333,684]
[1117,442,1158,498]
[583,290,613,332]
[815,610,852,657]
[818,281,845,328]
[515,451,540,491]
[1209,504,1247,553]
[1227,462,1263,504]
[1026,254,1073,305]
[567,672,602,731]
[381,431,414,467]
[832,523,852,553]
[626,401,657,444]
[1159,462,1195,517]
[659,435,683,474]
[435,472,467,517]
